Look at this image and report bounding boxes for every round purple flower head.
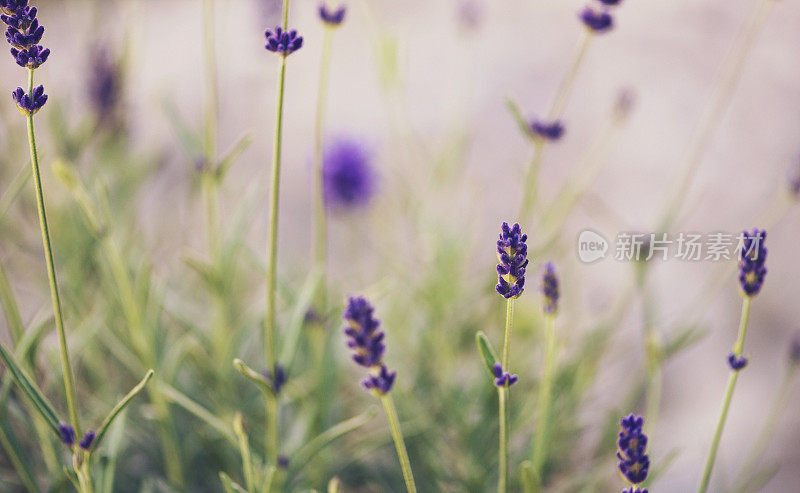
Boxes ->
[492,362,518,388]
[323,138,376,210]
[579,5,614,33]
[728,352,748,371]
[343,297,396,395]
[319,3,346,26]
[616,414,650,486]
[541,262,559,314]
[265,26,303,56]
[738,229,767,297]
[529,119,565,141]
[496,222,529,299]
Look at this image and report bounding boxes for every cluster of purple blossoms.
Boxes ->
[323,138,376,211]
[580,0,623,33]
[738,229,767,297]
[2,0,49,68]
[58,423,96,451]
[617,414,650,488]
[492,363,518,388]
[728,353,748,371]
[12,84,45,115]
[343,297,396,396]
[541,262,559,314]
[265,26,303,56]
[529,119,565,141]
[496,222,529,299]
[319,3,346,26]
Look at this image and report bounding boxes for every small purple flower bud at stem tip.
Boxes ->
[541,262,559,315]
[728,353,748,371]
[319,4,346,26]
[79,430,96,450]
[58,423,76,447]
[492,362,518,387]
[265,26,303,56]
[738,229,767,297]
[529,119,565,141]
[579,5,614,33]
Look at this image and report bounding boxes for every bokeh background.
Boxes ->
[1,0,799,491]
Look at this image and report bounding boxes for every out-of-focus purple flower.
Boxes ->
[492,363,518,388]
[788,159,800,199]
[598,0,623,5]
[789,333,800,366]
[265,26,303,56]
[79,430,96,450]
[263,363,287,394]
[58,423,76,447]
[529,119,565,141]
[456,0,483,32]
[323,138,376,210]
[319,3,346,26]
[12,84,46,115]
[738,229,767,297]
[617,414,649,486]
[277,455,290,469]
[10,43,47,68]
[88,48,122,124]
[541,262,559,314]
[363,364,396,395]
[727,353,748,371]
[496,222,529,299]
[579,6,613,33]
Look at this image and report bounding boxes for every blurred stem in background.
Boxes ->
[381,394,417,493]
[657,0,777,233]
[698,297,751,493]
[519,31,593,225]
[25,67,82,438]
[530,313,557,488]
[265,0,292,468]
[498,299,514,493]
[637,263,662,432]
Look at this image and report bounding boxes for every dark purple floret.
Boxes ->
[79,430,96,450]
[541,262,559,314]
[0,1,30,15]
[343,297,386,368]
[5,18,42,48]
[727,353,748,371]
[579,6,614,33]
[277,455,290,469]
[12,84,46,115]
[58,423,76,447]
[1,6,35,30]
[738,229,767,297]
[788,159,800,199]
[319,4,346,26]
[263,363,287,394]
[496,222,529,299]
[10,43,47,68]
[362,364,396,395]
[529,119,565,141]
[622,488,647,493]
[265,26,303,56]
[324,138,375,210]
[789,333,800,366]
[598,0,623,5]
[492,362,518,388]
[616,414,650,485]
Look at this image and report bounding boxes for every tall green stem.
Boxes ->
[25,68,81,436]
[498,299,514,493]
[531,314,556,483]
[381,395,417,493]
[698,297,751,493]
[502,300,514,370]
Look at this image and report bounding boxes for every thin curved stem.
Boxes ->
[25,69,81,436]
[381,394,417,493]
[531,314,556,483]
[698,297,751,493]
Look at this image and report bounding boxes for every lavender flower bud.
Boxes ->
[263,363,287,394]
[362,364,396,395]
[319,4,346,26]
[264,26,303,56]
[579,5,614,33]
[727,353,748,371]
[58,423,76,447]
[343,297,385,368]
[616,414,650,485]
[738,229,767,297]
[622,488,647,493]
[12,84,47,115]
[495,222,529,299]
[277,455,290,469]
[10,43,47,68]
[323,138,376,211]
[541,262,559,315]
[492,362,518,388]
[529,119,565,141]
[79,430,96,450]
[3,1,48,68]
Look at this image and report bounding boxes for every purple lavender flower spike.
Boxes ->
[738,229,767,297]
[492,362,518,388]
[319,4,346,26]
[3,1,48,69]
[79,430,96,450]
[58,423,76,447]
[363,364,396,395]
[541,262,559,314]
[265,26,303,56]
[579,6,614,33]
[495,222,529,299]
[529,119,565,141]
[12,84,47,115]
[616,414,650,486]
[323,138,375,210]
[727,353,748,371]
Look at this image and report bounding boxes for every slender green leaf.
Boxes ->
[0,164,31,220]
[327,477,341,493]
[505,98,533,141]
[0,339,60,434]
[89,369,154,455]
[233,359,272,396]
[0,420,38,493]
[159,382,237,446]
[219,472,248,493]
[233,413,257,493]
[98,411,127,493]
[215,134,253,182]
[291,406,378,472]
[475,331,499,378]
[183,256,223,295]
[161,99,203,162]
[281,266,323,367]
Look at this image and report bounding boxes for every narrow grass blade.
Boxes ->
[0,339,60,434]
[219,472,247,493]
[215,134,253,182]
[280,266,323,367]
[159,382,237,446]
[233,358,272,396]
[327,477,341,493]
[291,406,378,472]
[505,98,532,141]
[0,420,38,493]
[475,331,499,378]
[89,369,154,455]
[97,410,127,493]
